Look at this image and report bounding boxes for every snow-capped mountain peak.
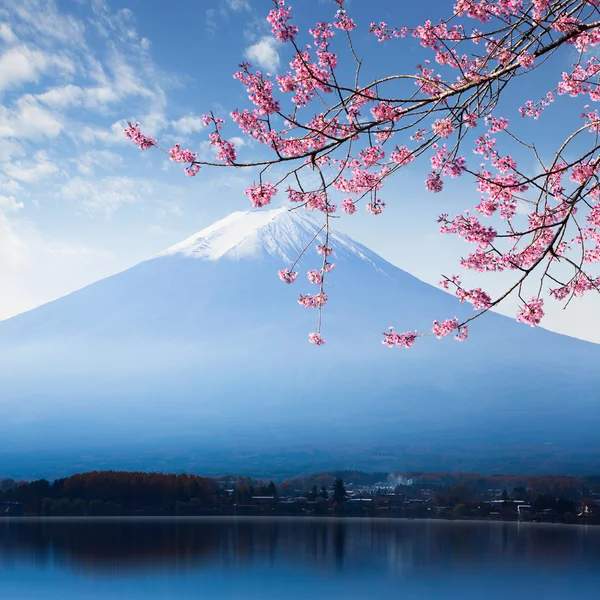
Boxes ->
[159,207,373,264]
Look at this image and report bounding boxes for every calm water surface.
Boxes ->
[1,517,599,599]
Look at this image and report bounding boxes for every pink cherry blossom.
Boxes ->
[431,317,460,338]
[278,268,298,283]
[170,144,197,164]
[245,182,277,208]
[382,327,418,348]
[267,0,298,42]
[432,118,454,138]
[307,269,323,285]
[342,198,357,214]
[516,298,545,327]
[298,292,328,308]
[308,332,326,345]
[425,172,444,193]
[123,122,156,150]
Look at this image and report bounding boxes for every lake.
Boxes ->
[1,517,599,598]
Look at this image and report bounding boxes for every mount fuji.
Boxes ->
[1,207,599,479]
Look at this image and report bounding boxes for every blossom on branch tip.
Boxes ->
[184,165,200,177]
[455,326,468,341]
[278,268,298,283]
[432,118,454,138]
[366,199,385,215]
[244,182,277,208]
[267,0,299,42]
[516,298,545,327]
[169,144,197,164]
[431,317,459,338]
[307,270,323,285]
[382,327,418,348]
[425,172,444,192]
[123,122,156,150]
[342,198,357,214]
[298,293,328,308]
[316,244,333,257]
[308,332,325,345]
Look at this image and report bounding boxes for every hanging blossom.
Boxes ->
[307,270,323,284]
[278,268,298,283]
[425,172,444,192]
[245,182,278,208]
[298,292,328,308]
[430,144,467,178]
[342,198,357,214]
[316,244,333,257]
[516,298,545,327]
[168,144,200,176]
[308,332,326,345]
[366,199,386,214]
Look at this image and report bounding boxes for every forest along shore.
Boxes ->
[1,471,598,525]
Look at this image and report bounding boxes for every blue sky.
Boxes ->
[0,0,598,343]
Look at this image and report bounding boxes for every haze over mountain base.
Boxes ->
[1,208,599,479]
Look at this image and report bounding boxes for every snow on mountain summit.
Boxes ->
[159,207,375,264]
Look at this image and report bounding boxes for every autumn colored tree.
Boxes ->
[126,0,600,346]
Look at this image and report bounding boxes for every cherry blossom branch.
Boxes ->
[124,0,600,346]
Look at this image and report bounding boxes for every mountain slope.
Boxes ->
[0,208,598,479]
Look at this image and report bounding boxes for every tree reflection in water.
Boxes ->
[0,517,598,577]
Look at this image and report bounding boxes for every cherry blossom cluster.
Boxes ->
[123,122,156,150]
[245,182,278,208]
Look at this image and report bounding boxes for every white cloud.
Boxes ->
[139,110,168,136]
[0,44,74,92]
[226,0,251,10]
[244,36,280,72]
[76,149,123,175]
[0,193,23,213]
[0,22,17,45]
[171,115,204,135]
[77,120,129,146]
[36,84,84,109]
[0,139,25,161]
[0,0,189,321]
[230,136,246,148]
[35,60,158,114]
[4,150,59,182]
[0,95,63,140]
[59,176,157,217]
[2,179,22,193]
[7,0,86,48]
